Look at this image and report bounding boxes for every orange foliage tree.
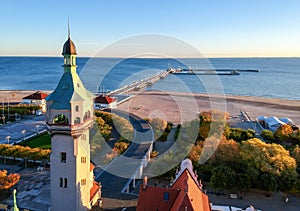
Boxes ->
[0,170,20,190]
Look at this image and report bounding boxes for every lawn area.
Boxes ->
[21,133,51,149]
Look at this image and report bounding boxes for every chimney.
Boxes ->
[143,176,148,190]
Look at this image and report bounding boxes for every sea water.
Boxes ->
[0,57,299,100]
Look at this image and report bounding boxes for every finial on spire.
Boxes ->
[68,17,70,38]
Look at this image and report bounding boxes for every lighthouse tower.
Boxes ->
[46,28,96,211]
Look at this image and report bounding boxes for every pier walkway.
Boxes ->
[102,70,170,96]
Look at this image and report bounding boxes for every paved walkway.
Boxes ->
[0,115,47,145]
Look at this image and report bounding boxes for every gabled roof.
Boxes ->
[94,95,116,104]
[23,91,48,100]
[137,186,180,211]
[137,159,211,211]
[170,169,210,211]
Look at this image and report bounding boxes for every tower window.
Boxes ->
[74,117,81,124]
[60,152,66,163]
[60,178,63,187]
[75,105,79,112]
[81,179,86,186]
[64,178,68,188]
[81,157,86,163]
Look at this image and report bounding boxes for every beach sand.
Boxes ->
[1,90,299,125]
[117,91,300,125]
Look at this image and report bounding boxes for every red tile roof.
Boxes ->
[90,161,95,172]
[94,95,116,104]
[137,186,180,211]
[90,181,100,201]
[137,168,211,211]
[23,91,48,100]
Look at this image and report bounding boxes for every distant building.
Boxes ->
[137,158,211,211]
[22,91,48,113]
[46,27,100,211]
[94,95,117,110]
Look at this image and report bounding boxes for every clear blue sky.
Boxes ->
[0,0,300,57]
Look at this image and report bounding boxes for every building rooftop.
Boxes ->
[137,159,211,211]
[22,91,48,100]
[94,95,117,104]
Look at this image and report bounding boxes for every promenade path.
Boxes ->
[0,115,47,145]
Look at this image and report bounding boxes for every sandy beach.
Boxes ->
[1,90,299,125]
[117,91,300,125]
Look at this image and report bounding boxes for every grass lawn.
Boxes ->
[21,133,51,149]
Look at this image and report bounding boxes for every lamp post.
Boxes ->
[21,130,26,141]
[6,136,11,145]
[2,99,5,125]
[35,124,40,135]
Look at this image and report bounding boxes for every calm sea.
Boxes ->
[0,57,299,100]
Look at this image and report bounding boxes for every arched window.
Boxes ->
[83,113,87,121]
[60,178,63,187]
[74,117,81,124]
[53,114,69,124]
[64,178,68,188]
[75,105,79,112]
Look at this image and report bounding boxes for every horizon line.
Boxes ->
[0,55,300,59]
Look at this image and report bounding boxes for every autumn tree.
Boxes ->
[208,138,241,169]
[0,170,20,190]
[274,124,293,142]
[148,118,168,141]
[291,145,300,165]
[240,138,298,191]
[198,110,229,141]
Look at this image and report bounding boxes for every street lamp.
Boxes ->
[35,124,40,135]
[21,130,26,141]
[6,136,11,145]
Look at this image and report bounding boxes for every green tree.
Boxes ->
[210,165,236,190]
[261,130,274,142]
